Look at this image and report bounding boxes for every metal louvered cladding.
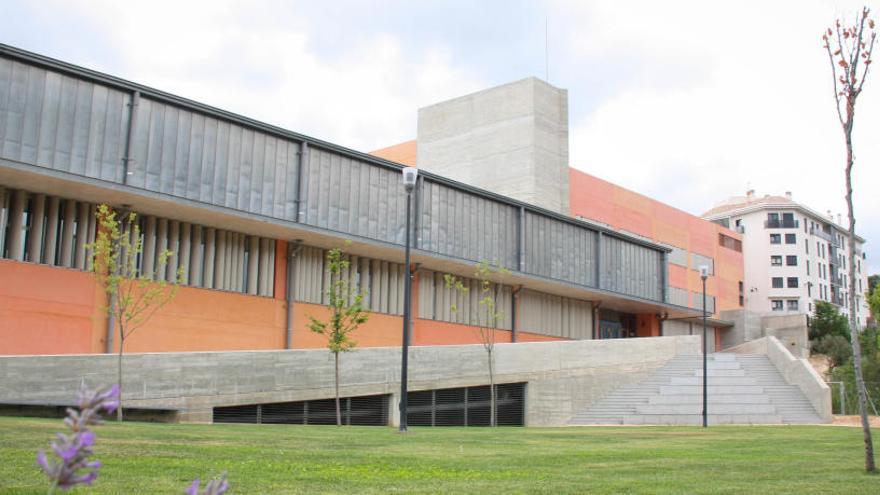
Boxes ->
[600,235,663,301]
[523,211,597,287]
[1,51,673,306]
[0,185,95,270]
[130,97,300,218]
[417,269,512,329]
[300,147,406,244]
[667,286,690,307]
[517,289,593,339]
[406,383,525,427]
[0,58,130,183]
[213,394,389,426]
[293,245,404,315]
[137,215,274,296]
[418,180,519,269]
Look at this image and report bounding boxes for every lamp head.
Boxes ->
[699,265,709,280]
[402,167,418,193]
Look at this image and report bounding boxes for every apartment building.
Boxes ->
[703,191,870,328]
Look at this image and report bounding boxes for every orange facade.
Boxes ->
[0,255,564,356]
[569,169,744,316]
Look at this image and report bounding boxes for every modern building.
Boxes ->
[0,44,723,357]
[703,190,870,328]
[0,45,833,428]
[374,78,745,352]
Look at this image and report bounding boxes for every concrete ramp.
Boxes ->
[569,353,824,425]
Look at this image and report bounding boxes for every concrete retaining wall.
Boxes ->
[0,336,701,426]
[723,336,831,422]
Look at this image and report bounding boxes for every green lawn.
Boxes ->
[0,417,877,494]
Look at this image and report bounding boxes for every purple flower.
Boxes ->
[36,384,119,492]
[186,473,229,495]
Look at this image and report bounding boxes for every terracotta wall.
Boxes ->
[569,169,744,315]
[0,260,104,355]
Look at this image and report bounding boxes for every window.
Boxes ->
[786,255,798,266]
[821,243,826,257]
[787,277,799,288]
[805,239,809,255]
[771,234,782,244]
[785,233,796,244]
[787,300,799,311]
[806,260,810,276]
[807,282,812,297]
[783,212,794,223]
[738,281,744,307]
[817,241,821,257]
[768,212,780,222]
[772,300,784,311]
[772,277,784,288]
[809,302,813,312]
[719,233,742,252]
[771,255,783,266]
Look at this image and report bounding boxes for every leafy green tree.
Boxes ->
[307,247,368,426]
[88,205,180,421]
[814,335,853,367]
[868,281,880,322]
[810,301,851,342]
[444,261,510,427]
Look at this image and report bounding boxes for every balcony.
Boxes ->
[810,227,839,246]
[765,219,799,229]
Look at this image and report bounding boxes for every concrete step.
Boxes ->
[568,353,824,426]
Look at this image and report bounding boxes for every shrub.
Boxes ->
[813,334,853,367]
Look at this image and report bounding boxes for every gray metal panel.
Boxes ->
[689,252,715,275]
[522,211,596,287]
[518,289,592,339]
[418,180,518,268]
[600,235,662,301]
[129,96,299,220]
[0,58,128,182]
[300,147,407,244]
[668,245,688,267]
[417,269,512,330]
[667,286,689,307]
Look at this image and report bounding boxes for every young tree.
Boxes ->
[444,261,510,427]
[810,300,851,343]
[307,247,368,426]
[89,205,180,421]
[822,6,877,472]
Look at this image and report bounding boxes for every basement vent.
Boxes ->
[407,383,526,427]
[213,394,389,426]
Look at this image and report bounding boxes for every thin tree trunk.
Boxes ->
[335,352,341,427]
[488,347,496,427]
[844,128,875,472]
[117,332,124,422]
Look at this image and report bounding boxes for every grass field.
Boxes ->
[0,417,877,494]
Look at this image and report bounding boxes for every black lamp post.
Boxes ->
[699,264,709,428]
[399,166,418,433]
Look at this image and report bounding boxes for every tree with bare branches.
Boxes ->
[822,6,876,472]
[88,205,181,421]
[444,261,510,427]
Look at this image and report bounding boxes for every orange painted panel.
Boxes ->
[636,314,661,337]
[122,285,287,353]
[292,301,405,349]
[0,260,98,355]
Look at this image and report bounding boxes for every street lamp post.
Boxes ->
[699,264,709,428]
[399,167,418,433]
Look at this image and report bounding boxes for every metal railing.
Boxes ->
[765,219,800,229]
[828,381,880,416]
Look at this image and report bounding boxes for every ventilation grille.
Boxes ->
[213,394,389,426]
[407,383,525,427]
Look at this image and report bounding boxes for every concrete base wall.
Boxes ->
[0,336,701,426]
[723,336,831,422]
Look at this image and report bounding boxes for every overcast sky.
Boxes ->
[3,0,878,272]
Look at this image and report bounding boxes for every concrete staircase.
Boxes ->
[569,353,823,425]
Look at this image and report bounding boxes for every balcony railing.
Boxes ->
[811,227,839,246]
[765,219,800,229]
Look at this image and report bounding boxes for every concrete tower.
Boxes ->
[416,77,570,214]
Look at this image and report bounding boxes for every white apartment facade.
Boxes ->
[703,191,870,328]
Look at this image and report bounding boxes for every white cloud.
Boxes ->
[32,0,486,152]
[559,0,880,271]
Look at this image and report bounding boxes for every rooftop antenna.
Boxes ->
[545,17,549,82]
